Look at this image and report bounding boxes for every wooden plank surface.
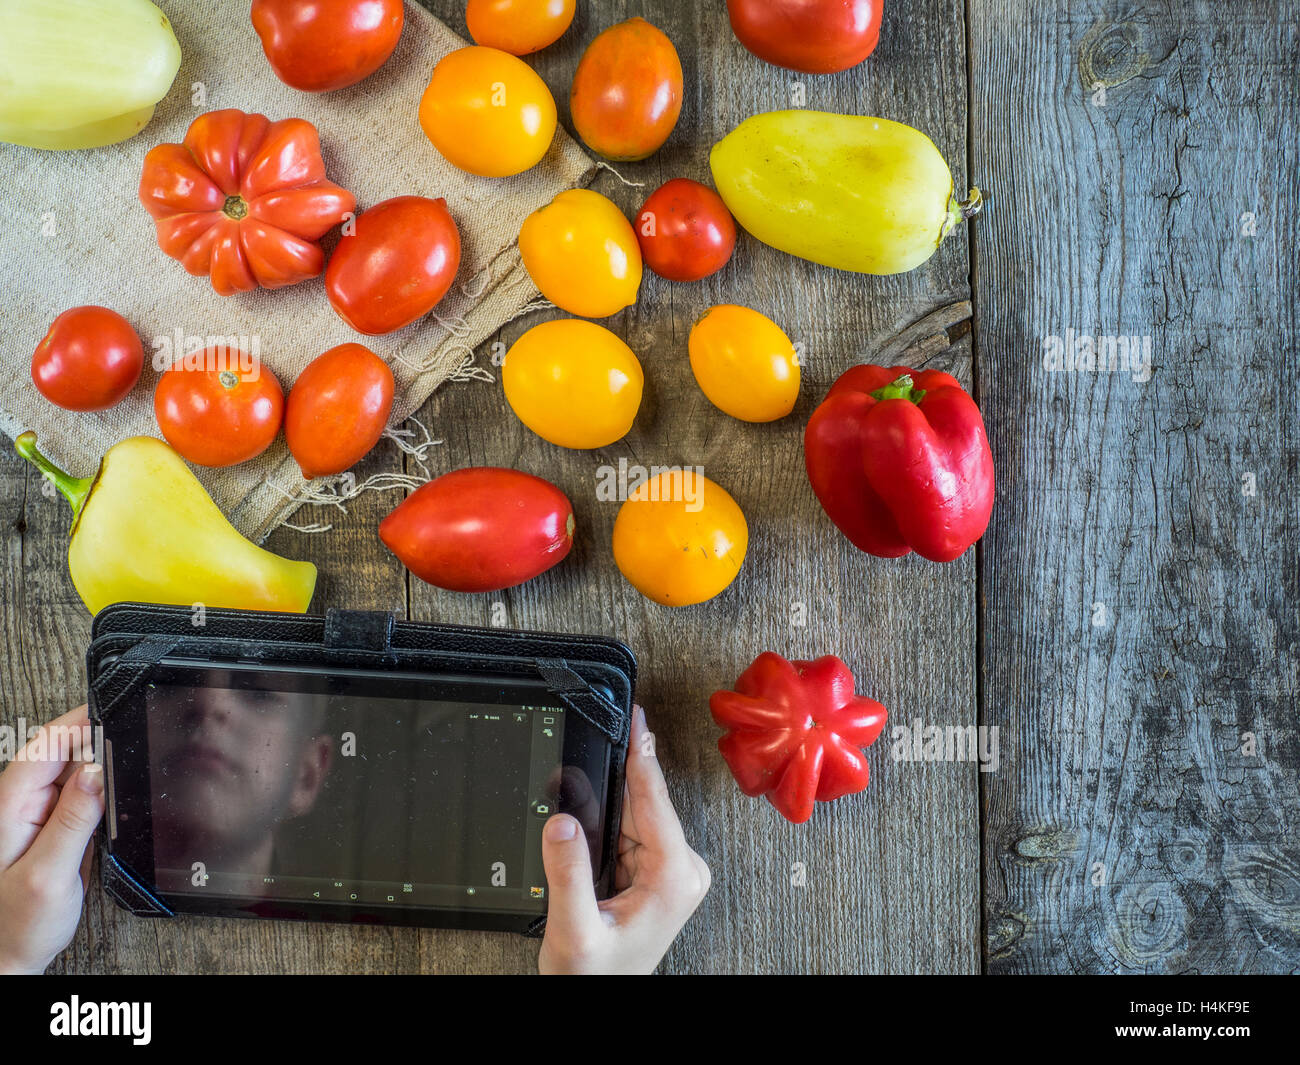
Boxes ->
[971,1,1300,973]
[2,0,980,975]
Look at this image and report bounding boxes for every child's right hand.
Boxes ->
[0,705,104,975]
[538,706,711,975]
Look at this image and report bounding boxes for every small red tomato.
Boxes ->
[727,0,882,74]
[285,343,395,479]
[325,196,462,335]
[31,306,144,412]
[379,467,575,593]
[154,349,285,467]
[251,0,405,92]
[635,178,737,282]
[570,18,683,161]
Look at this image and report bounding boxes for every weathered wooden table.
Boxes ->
[2,0,1296,974]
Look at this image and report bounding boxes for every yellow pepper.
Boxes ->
[0,0,181,150]
[710,110,982,276]
[16,432,316,615]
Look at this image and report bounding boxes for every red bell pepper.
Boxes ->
[804,364,994,562]
[709,652,887,824]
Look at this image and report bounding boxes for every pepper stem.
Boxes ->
[869,375,927,404]
[958,187,984,220]
[14,431,95,518]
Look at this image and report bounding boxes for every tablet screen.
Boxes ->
[144,671,568,914]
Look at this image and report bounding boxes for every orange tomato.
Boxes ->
[154,349,284,468]
[612,470,749,607]
[418,46,557,177]
[689,305,800,422]
[465,0,575,55]
[503,319,643,448]
[519,189,642,318]
[570,18,683,161]
[285,343,395,479]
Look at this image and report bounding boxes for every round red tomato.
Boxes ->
[570,18,683,161]
[31,306,143,412]
[636,178,737,282]
[727,0,882,74]
[325,196,462,335]
[251,0,404,92]
[285,343,395,479]
[154,350,284,467]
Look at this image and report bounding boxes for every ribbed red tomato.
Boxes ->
[138,109,355,296]
[252,0,405,92]
[727,0,882,74]
[710,652,888,823]
[325,196,462,335]
[379,467,575,593]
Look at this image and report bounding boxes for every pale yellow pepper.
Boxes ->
[710,110,983,276]
[0,0,181,150]
[16,433,316,615]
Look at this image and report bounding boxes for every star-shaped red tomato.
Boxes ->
[709,653,888,823]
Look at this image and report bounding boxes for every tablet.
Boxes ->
[88,605,634,935]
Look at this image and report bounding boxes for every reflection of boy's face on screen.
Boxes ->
[148,683,333,880]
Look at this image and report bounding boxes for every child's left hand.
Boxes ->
[0,705,104,974]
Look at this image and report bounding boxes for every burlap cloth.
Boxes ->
[0,1,593,541]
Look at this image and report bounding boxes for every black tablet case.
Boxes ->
[86,602,636,936]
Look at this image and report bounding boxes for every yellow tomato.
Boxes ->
[688,305,800,422]
[419,46,557,177]
[519,189,642,318]
[466,0,576,56]
[613,470,748,607]
[503,319,644,448]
